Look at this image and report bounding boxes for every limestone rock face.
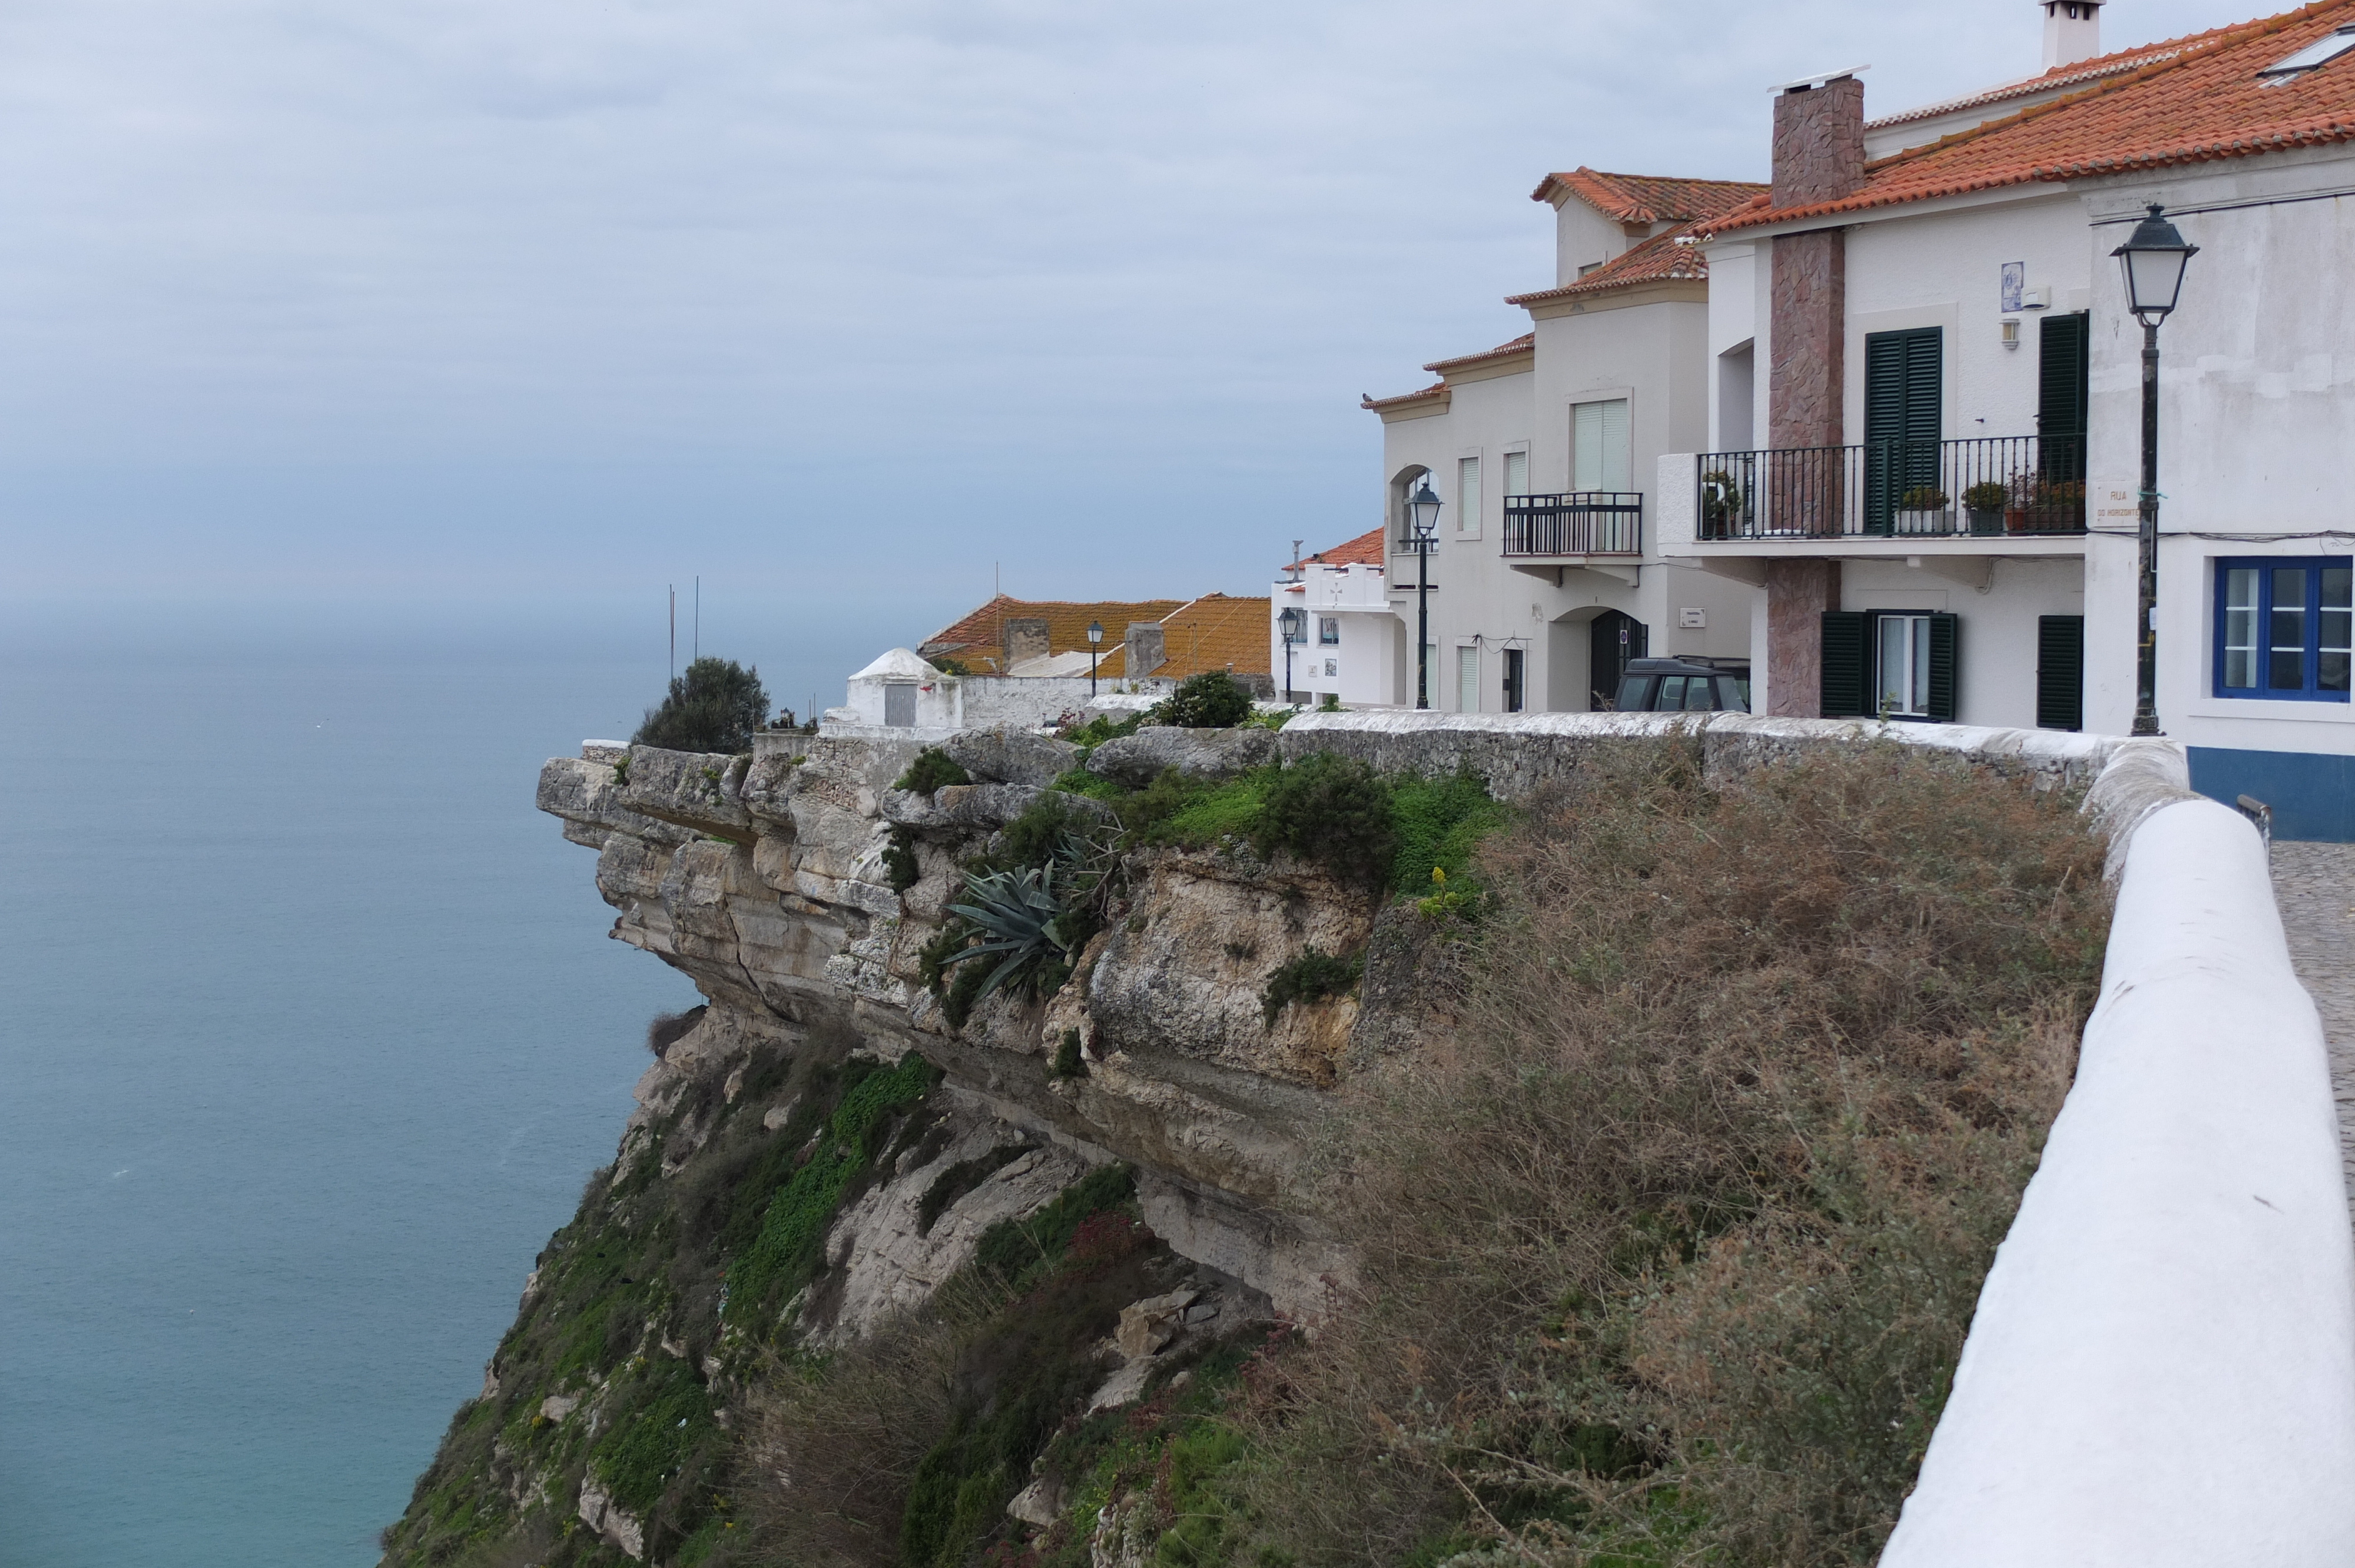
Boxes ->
[941,726,1080,788]
[1084,725,1276,787]
[576,1481,646,1561]
[539,727,1376,1320]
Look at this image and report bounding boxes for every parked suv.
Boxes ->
[1613,657,1752,714]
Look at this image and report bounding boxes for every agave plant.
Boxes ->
[940,862,1082,1003]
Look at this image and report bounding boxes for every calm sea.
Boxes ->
[0,604,856,1567]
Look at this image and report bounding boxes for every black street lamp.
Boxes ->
[2111,204,2197,737]
[1407,478,1443,708]
[1278,606,1305,703]
[1086,621,1104,699]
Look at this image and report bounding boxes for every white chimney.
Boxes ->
[2042,0,2105,70]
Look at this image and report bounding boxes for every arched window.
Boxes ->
[1391,466,1432,544]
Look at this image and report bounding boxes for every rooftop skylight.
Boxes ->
[2257,25,2355,84]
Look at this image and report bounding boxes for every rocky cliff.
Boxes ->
[380,710,2117,1568]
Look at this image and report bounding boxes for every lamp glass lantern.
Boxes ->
[2111,204,2198,326]
[1278,607,1305,643]
[1086,620,1105,697]
[1406,479,1444,542]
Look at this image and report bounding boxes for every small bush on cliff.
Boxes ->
[1254,752,1397,888]
[645,1004,706,1059]
[632,656,768,753]
[1152,670,1255,729]
[883,826,921,893]
[1261,946,1361,1025]
[895,746,972,796]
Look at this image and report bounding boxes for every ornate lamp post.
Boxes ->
[1086,620,1104,699]
[1407,477,1443,708]
[1278,607,1305,703]
[2111,204,2197,736]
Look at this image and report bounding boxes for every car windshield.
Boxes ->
[1614,675,1650,712]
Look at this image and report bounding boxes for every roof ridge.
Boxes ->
[1862,0,2352,183]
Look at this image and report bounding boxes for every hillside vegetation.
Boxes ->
[389,737,2109,1568]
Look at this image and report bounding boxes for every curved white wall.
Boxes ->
[1882,790,2355,1566]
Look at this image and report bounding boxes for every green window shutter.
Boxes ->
[2037,614,2085,731]
[1822,612,1872,716]
[1926,612,1960,722]
[2038,314,2089,437]
[1865,328,1942,530]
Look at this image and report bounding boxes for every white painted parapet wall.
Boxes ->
[1881,741,2355,1566]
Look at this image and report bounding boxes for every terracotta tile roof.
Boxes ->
[1710,0,2355,235]
[1283,526,1387,573]
[1156,594,1273,679]
[1359,381,1448,412]
[1422,333,1535,374]
[1504,225,1712,307]
[1529,167,1768,220]
[917,593,1269,679]
[1866,41,2204,130]
[920,595,1186,677]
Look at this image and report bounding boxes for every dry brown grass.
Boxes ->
[1229,739,2110,1566]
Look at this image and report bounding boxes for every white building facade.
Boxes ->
[1659,0,2355,837]
[1274,169,1769,714]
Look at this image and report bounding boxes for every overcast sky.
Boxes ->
[0,0,2235,646]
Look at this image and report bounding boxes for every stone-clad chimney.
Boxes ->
[1764,73,1866,716]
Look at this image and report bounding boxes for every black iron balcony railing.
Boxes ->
[1502,491,1644,556]
[1694,434,2087,540]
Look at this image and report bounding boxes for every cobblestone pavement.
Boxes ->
[2270,841,2355,1211]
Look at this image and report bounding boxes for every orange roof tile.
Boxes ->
[1530,168,1768,220]
[917,592,1269,679]
[921,595,1186,677]
[1422,333,1535,374]
[1505,225,1712,308]
[1283,526,1387,573]
[1156,594,1273,679]
[1710,1,2355,235]
[1866,41,2205,130]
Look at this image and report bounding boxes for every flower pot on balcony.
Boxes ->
[2004,507,2031,534]
[1966,507,2005,535]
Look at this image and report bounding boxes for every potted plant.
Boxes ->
[1895,484,1951,533]
[2028,477,2086,531]
[1699,469,1744,537]
[1962,480,2009,536]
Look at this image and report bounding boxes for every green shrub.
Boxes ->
[1152,670,1255,729]
[1142,769,1275,848]
[1255,751,1397,887]
[894,747,972,796]
[930,656,972,675]
[1062,711,1146,749]
[1261,946,1361,1024]
[632,657,769,753]
[1052,1027,1087,1079]
[883,827,921,893]
[972,1164,1136,1287]
[723,1052,939,1324]
[1387,769,1510,895]
[941,863,1084,1006]
[1051,766,1126,802]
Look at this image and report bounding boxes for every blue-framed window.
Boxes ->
[2215,557,2352,700]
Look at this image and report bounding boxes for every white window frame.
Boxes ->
[1455,451,1483,539]
[1570,397,1632,494]
[1876,614,1935,719]
[1456,644,1481,713]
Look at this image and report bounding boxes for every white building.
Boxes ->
[1660,0,2355,836]
[1274,168,1769,713]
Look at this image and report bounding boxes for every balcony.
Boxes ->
[1501,491,1644,557]
[1694,434,2087,540]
